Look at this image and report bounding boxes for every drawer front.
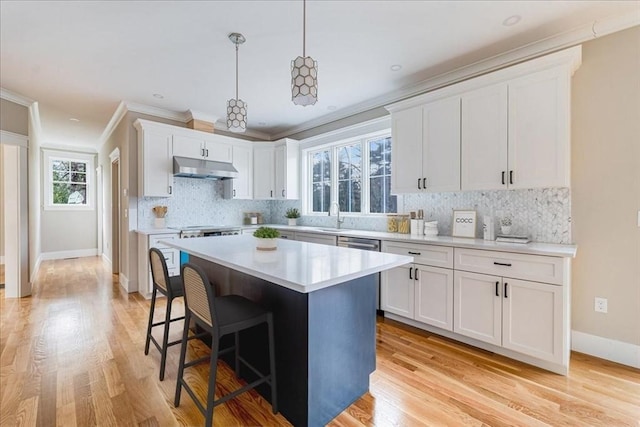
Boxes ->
[382,241,453,269]
[454,248,563,285]
[149,233,179,249]
[161,248,179,270]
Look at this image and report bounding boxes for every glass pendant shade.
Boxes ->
[226,98,247,133]
[291,56,318,106]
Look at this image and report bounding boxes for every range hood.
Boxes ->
[173,156,238,180]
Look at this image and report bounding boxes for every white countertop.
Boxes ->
[245,225,578,258]
[137,228,179,235]
[162,235,413,293]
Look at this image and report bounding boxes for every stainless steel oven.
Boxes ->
[337,236,382,313]
[172,226,241,239]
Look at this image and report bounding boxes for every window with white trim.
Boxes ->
[305,132,397,215]
[44,150,95,210]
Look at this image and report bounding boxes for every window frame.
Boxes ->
[43,150,95,211]
[302,129,396,216]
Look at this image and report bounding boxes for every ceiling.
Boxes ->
[1,1,638,149]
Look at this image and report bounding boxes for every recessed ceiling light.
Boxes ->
[152,93,164,99]
[390,64,402,72]
[69,118,80,122]
[502,15,521,27]
[327,105,337,111]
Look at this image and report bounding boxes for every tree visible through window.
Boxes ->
[306,132,397,215]
[369,136,396,214]
[51,159,88,205]
[311,150,331,212]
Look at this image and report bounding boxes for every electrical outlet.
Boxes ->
[595,297,608,313]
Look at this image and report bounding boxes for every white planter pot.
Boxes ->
[256,237,278,251]
[287,218,297,226]
[501,225,512,235]
[154,218,166,229]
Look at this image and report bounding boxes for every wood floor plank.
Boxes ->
[1,256,639,426]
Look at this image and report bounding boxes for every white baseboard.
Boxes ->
[40,248,98,261]
[101,253,112,271]
[119,273,129,293]
[571,330,640,369]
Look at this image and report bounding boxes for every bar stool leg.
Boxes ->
[267,313,278,414]
[205,341,219,427]
[159,297,173,381]
[144,288,157,355]
[174,311,190,407]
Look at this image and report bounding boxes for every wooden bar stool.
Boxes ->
[175,262,277,426]
[145,248,185,381]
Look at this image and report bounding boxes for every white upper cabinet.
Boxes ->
[224,143,253,199]
[461,83,509,191]
[508,68,570,189]
[134,120,174,197]
[422,97,461,192]
[253,139,299,200]
[387,46,581,193]
[390,97,461,194]
[173,132,233,163]
[391,107,423,193]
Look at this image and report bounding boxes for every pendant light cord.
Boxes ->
[235,41,239,100]
[302,0,306,57]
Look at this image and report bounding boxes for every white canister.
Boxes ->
[483,216,495,240]
[411,219,420,235]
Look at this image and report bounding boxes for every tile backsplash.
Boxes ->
[138,178,272,228]
[139,178,571,244]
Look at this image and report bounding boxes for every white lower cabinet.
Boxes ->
[381,242,454,330]
[382,242,570,374]
[138,232,180,297]
[294,232,337,246]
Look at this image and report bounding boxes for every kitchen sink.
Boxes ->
[318,227,352,233]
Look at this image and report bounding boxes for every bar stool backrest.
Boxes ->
[149,248,171,294]
[181,263,217,329]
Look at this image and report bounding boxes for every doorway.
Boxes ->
[110,149,120,275]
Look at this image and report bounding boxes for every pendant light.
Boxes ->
[291,0,318,106]
[227,32,247,133]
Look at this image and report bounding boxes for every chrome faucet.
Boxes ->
[328,202,345,229]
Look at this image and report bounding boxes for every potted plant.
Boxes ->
[285,207,300,226]
[500,216,513,235]
[253,226,281,251]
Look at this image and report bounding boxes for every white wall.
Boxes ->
[571,26,640,363]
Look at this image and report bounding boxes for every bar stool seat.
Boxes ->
[145,248,185,381]
[175,263,277,426]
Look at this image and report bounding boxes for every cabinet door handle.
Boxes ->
[414,268,419,280]
[501,171,506,185]
[493,262,512,267]
[495,281,499,296]
[417,178,422,190]
[422,178,426,189]
[270,190,273,197]
[206,149,209,157]
[509,170,514,185]
[504,282,509,298]
[168,185,172,195]
[201,148,205,157]
[408,251,421,255]
[409,267,413,280]
[282,189,285,197]
[233,189,236,197]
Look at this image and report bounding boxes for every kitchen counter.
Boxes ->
[244,224,578,258]
[162,234,412,293]
[136,228,178,235]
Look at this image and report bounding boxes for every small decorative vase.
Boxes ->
[256,238,278,251]
[501,225,512,235]
[288,218,297,226]
[154,218,166,229]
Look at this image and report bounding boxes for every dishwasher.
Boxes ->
[337,236,383,314]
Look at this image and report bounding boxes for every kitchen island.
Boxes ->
[163,235,412,427]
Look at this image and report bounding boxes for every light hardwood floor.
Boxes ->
[1,257,638,426]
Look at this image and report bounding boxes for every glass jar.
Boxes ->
[387,215,398,233]
[397,215,410,234]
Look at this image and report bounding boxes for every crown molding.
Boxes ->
[0,87,34,107]
[298,116,391,149]
[213,119,272,141]
[40,143,98,154]
[125,101,187,122]
[186,109,219,124]
[273,11,639,140]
